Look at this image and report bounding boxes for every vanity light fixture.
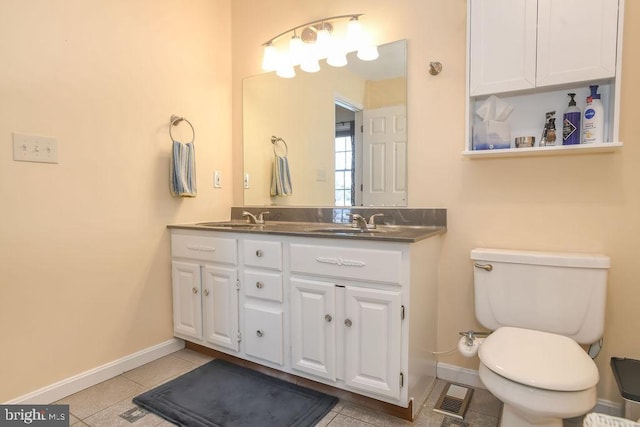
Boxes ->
[261,14,379,78]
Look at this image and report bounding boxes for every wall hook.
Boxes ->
[429,61,443,76]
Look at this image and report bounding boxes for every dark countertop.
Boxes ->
[167,221,445,243]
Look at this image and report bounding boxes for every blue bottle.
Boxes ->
[562,93,581,145]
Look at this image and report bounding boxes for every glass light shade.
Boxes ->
[300,56,320,73]
[261,44,279,71]
[327,48,347,67]
[357,43,379,61]
[288,35,304,66]
[275,53,295,78]
[315,28,332,59]
[346,18,363,52]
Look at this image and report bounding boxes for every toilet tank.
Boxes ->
[471,248,610,344]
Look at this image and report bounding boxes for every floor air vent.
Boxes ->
[433,382,473,420]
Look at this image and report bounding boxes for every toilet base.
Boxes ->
[501,405,563,427]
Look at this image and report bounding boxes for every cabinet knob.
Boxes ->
[203,289,209,296]
[325,314,332,323]
[256,249,264,257]
[256,330,264,337]
[192,287,198,294]
[256,281,264,289]
[344,319,352,327]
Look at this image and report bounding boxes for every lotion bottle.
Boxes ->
[562,93,581,145]
[582,85,604,144]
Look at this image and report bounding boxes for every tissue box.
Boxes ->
[473,120,511,150]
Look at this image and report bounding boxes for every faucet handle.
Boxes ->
[257,211,270,222]
[242,211,258,224]
[368,213,384,225]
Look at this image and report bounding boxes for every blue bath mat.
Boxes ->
[133,359,337,427]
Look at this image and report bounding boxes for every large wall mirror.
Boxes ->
[243,39,407,207]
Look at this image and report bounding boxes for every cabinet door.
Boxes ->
[536,0,618,87]
[202,265,239,351]
[171,261,203,340]
[469,0,537,96]
[344,286,401,400]
[290,278,336,381]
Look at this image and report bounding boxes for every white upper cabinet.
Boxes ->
[470,0,538,95]
[470,0,620,97]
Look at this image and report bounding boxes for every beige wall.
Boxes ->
[364,77,407,109]
[0,0,233,401]
[232,0,640,405]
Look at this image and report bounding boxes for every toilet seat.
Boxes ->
[479,326,599,391]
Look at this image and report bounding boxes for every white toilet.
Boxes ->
[471,248,610,427]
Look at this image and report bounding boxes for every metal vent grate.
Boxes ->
[433,383,473,420]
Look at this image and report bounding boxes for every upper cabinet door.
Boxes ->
[536,0,619,87]
[469,0,538,96]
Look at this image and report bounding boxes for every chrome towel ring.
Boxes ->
[271,135,288,157]
[170,115,195,144]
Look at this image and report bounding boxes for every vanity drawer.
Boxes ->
[244,270,283,302]
[243,239,282,270]
[290,243,403,284]
[243,305,283,365]
[171,233,237,264]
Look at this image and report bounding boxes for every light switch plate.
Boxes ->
[243,173,250,189]
[214,171,222,188]
[13,132,58,163]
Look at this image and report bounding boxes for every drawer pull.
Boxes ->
[256,281,264,289]
[256,249,264,257]
[192,287,198,294]
[325,314,332,323]
[316,256,366,268]
[186,245,216,252]
[344,319,352,327]
[203,289,209,296]
[256,330,264,337]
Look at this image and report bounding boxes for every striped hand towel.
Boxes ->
[170,140,197,197]
[270,154,292,196]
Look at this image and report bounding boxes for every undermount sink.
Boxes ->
[306,227,386,234]
[196,222,258,229]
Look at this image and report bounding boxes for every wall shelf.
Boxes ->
[462,141,623,159]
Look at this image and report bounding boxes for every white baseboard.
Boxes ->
[436,362,623,418]
[6,338,185,404]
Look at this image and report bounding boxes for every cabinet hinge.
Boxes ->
[235,279,240,290]
[401,305,405,320]
[400,372,404,388]
[237,332,242,342]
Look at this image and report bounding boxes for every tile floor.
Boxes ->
[55,348,503,427]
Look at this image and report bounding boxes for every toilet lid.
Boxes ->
[479,327,599,391]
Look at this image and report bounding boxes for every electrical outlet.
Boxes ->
[12,132,58,163]
[243,173,250,189]
[214,171,222,188]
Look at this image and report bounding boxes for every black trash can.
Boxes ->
[611,357,640,421]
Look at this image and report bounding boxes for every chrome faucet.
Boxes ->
[242,210,269,224]
[350,213,384,230]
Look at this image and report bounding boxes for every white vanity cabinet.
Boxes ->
[469,0,619,96]
[169,227,441,419]
[466,0,624,156]
[171,231,239,352]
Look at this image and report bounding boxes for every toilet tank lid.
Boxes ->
[471,248,610,269]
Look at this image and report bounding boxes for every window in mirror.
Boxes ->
[335,119,355,206]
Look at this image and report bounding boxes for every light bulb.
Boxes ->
[261,43,279,71]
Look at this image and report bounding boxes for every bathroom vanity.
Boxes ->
[168,207,445,420]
